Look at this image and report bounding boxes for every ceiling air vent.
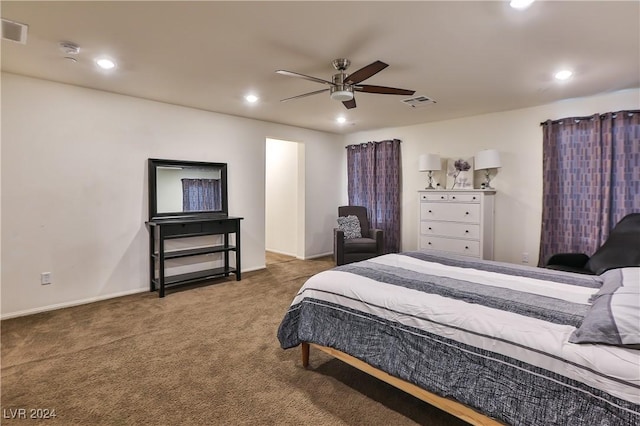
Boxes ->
[401,96,436,108]
[2,18,28,44]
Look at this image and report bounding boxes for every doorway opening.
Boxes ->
[265,138,305,262]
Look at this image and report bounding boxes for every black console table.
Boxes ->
[146,216,243,297]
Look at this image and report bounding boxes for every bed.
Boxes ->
[277,251,640,426]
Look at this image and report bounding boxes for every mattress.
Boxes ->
[277,251,640,425]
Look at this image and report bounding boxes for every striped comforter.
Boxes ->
[277,251,640,426]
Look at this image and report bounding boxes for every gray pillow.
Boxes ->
[569,268,640,347]
[337,215,362,239]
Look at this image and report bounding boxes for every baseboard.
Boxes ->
[301,251,333,260]
[1,287,149,320]
[265,248,298,257]
[265,249,333,261]
[0,263,290,320]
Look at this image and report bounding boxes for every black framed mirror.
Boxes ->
[148,158,228,220]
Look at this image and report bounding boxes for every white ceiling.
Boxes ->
[2,1,639,134]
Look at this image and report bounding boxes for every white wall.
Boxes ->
[4,72,636,318]
[343,88,640,266]
[265,138,300,257]
[1,73,344,318]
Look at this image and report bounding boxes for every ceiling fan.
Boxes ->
[276,58,415,109]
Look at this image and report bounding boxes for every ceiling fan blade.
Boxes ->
[342,98,356,109]
[355,85,415,96]
[280,88,329,102]
[276,70,334,86]
[345,60,388,84]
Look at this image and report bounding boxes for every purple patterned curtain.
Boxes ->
[182,179,221,211]
[539,110,640,266]
[347,139,402,253]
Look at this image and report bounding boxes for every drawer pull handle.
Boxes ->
[440,196,445,199]
[428,227,432,230]
[472,196,477,200]
[428,210,432,213]
[465,212,470,215]
[465,230,469,233]
[452,196,456,199]
[465,246,469,249]
[428,242,432,245]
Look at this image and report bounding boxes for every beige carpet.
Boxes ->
[1,252,467,425]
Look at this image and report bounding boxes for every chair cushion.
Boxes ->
[337,215,362,239]
[343,237,378,254]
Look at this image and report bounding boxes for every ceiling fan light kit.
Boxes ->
[330,72,354,101]
[277,58,415,109]
[330,89,354,102]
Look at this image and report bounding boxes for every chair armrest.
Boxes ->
[334,228,345,265]
[370,228,384,255]
[546,253,590,268]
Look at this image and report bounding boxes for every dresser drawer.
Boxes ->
[420,236,480,257]
[419,192,482,203]
[420,221,480,239]
[420,192,450,201]
[420,203,481,223]
[447,193,481,203]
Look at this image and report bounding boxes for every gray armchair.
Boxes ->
[334,206,384,266]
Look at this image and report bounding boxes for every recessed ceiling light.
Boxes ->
[336,116,347,124]
[95,57,116,70]
[554,70,573,81]
[245,94,258,103]
[510,0,535,10]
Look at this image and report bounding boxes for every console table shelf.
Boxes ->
[146,216,243,297]
[151,266,237,288]
[152,245,237,260]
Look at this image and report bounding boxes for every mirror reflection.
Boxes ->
[156,166,223,213]
[148,158,228,219]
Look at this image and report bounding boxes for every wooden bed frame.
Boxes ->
[301,342,504,426]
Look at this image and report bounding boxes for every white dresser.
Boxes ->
[418,190,495,259]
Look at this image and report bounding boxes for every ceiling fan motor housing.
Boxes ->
[330,73,354,101]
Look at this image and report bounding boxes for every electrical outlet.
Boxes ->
[41,272,52,285]
[522,252,529,264]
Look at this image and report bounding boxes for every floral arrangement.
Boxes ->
[449,159,471,189]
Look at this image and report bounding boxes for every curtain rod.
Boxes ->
[540,109,639,126]
[345,139,402,148]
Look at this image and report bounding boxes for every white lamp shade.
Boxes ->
[419,154,441,171]
[475,149,501,170]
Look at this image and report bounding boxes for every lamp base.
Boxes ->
[482,169,494,189]
[425,171,436,190]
